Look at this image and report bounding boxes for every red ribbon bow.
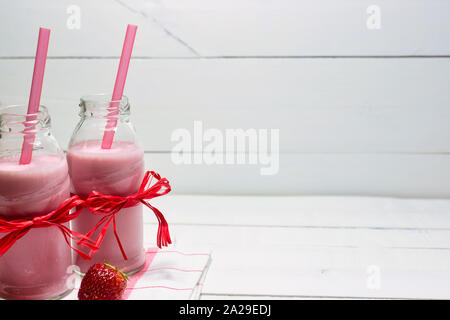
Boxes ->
[79,171,172,260]
[0,196,98,260]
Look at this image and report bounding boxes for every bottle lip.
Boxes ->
[0,105,50,134]
[80,93,129,108]
[0,104,49,117]
[79,93,130,118]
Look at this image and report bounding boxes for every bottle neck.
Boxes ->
[0,105,61,159]
[79,94,130,120]
[69,93,139,149]
[0,105,50,136]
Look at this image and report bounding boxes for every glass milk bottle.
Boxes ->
[0,105,72,300]
[67,94,145,274]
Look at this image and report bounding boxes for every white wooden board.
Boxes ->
[142,153,450,197]
[1,58,450,153]
[0,0,194,57]
[1,0,450,301]
[142,195,450,299]
[147,195,450,229]
[1,1,450,197]
[1,0,450,57]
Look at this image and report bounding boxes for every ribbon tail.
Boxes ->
[77,214,109,247]
[112,215,128,260]
[141,200,172,248]
[60,228,92,260]
[55,224,98,260]
[71,230,98,251]
[88,217,114,257]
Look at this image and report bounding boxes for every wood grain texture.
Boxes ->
[1,58,450,153]
[142,195,450,299]
[0,0,194,57]
[147,195,450,228]
[118,0,450,56]
[142,153,450,196]
[1,0,450,57]
[1,1,450,197]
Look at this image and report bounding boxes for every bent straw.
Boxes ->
[101,24,137,149]
[19,27,51,165]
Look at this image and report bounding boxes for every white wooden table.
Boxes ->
[144,195,450,299]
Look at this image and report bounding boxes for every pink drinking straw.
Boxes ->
[101,24,137,149]
[19,27,51,165]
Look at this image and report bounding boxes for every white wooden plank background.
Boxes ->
[2,58,450,153]
[144,153,450,197]
[0,0,194,57]
[1,58,450,196]
[1,0,450,197]
[2,0,450,57]
[143,195,450,299]
[114,0,450,57]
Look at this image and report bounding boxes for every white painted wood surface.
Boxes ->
[144,153,450,197]
[2,58,450,153]
[144,195,450,299]
[1,58,450,196]
[1,0,450,57]
[1,1,450,196]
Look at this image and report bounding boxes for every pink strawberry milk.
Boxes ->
[0,105,72,299]
[67,94,146,274]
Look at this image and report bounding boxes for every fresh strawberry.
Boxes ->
[78,263,128,300]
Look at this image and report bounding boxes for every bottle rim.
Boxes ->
[80,93,129,107]
[0,104,49,117]
[0,104,50,134]
[79,93,130,118]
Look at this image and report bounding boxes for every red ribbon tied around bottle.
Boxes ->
[79,171,172,260]
[0,196,98,260]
